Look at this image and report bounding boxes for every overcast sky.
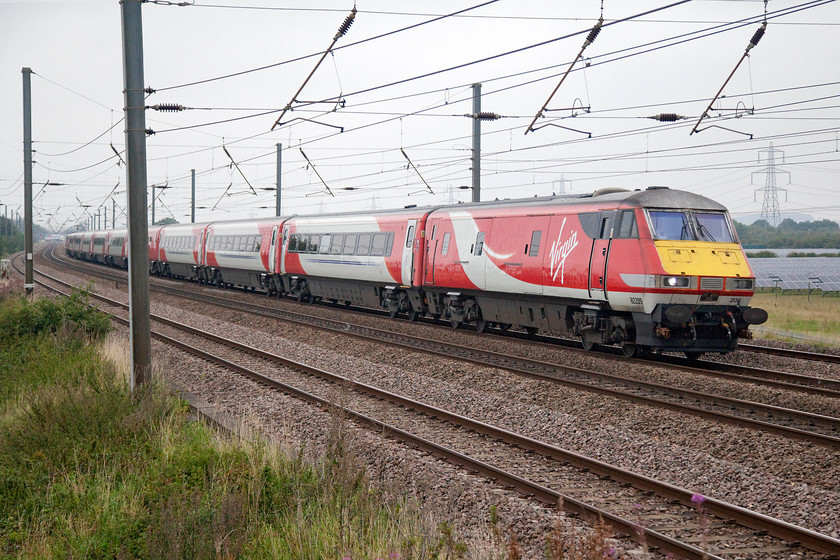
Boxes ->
[1,0,838,232]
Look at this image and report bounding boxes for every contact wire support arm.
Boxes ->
[525,17,602,135]
[299,148,335,197]
[271,7,356,131]
[690,21,767,135]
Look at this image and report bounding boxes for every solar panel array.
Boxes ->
[748,257,840,293]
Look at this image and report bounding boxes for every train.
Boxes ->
[64,186,768,358]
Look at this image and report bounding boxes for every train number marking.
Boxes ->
[729,297,741,305]
[629,297,643,305]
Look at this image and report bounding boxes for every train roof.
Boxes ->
[278,187,727,221]
[72,188,728,236]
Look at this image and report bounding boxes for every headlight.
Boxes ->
[726,278,754,290]
[660,275,690,288]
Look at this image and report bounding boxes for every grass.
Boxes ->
[0,291,637,559]
[750,292,840,347]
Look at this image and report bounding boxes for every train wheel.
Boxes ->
[388,307,398,319]
[621,343,638,358]
[498,323,511,332]
[581,335,596,351]
[407,307,418,322]
[475,318,488,333]
[684,351,704,361]
[451,319,461,329]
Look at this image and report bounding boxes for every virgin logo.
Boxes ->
[549,217,579,284]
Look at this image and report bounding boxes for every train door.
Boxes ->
[280,226,289,274]
[197,229,206,265]
[424,219,439,285]
[268,226,278,272]
[588,211,614,300]
[401,219,417,286]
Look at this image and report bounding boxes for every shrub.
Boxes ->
[0,287,111,342]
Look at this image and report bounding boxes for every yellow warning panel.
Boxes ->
[655,241,752,277]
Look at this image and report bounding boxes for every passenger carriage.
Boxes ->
[203,218,286,291]
[104,229,128,268]
[278,207,429,313]
[157,223,209,280]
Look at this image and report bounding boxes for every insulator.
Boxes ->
[584,18,603,46]
[749,24,766,49]
[650,113,685,122]
[150,103,186,112]
[144,87,156,95]
[476,112,501,121]
[334,7,357,40]
[145,128,156,136]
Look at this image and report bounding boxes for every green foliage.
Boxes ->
[0,232,24,259]
[787,251,840,258]
[0,297,445,559]
[745,250,779,258]
[0,288,111,342]
[735,218,840,248]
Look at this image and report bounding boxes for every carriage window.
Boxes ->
[474,232,485,256]
[405,225,415,248]
[343,233,357,255]
[330,234,344,255]
[529,231,542,256]
[441,232,451,256]
[649,211,691,241]
[599,214,613,239]
[385,232,394,256]
[288,234,298,253]
[371,233,387,256]
[430,225,437,241]
[694,212,734,243]
[319,234,331,254]
[307,234,319,253]
[357,233,371,256]
[616,210,638,239]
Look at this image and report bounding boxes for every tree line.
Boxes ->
[0,217,23,259]
[734,218,840,248]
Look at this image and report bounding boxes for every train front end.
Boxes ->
[629,190,768,356]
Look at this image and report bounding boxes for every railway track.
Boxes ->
[738,342,840,365]
[20,254,840,560]
[42,246,840,449]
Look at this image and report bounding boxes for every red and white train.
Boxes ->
[65,187,767,357]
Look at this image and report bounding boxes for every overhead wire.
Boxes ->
[154,0,501,92]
